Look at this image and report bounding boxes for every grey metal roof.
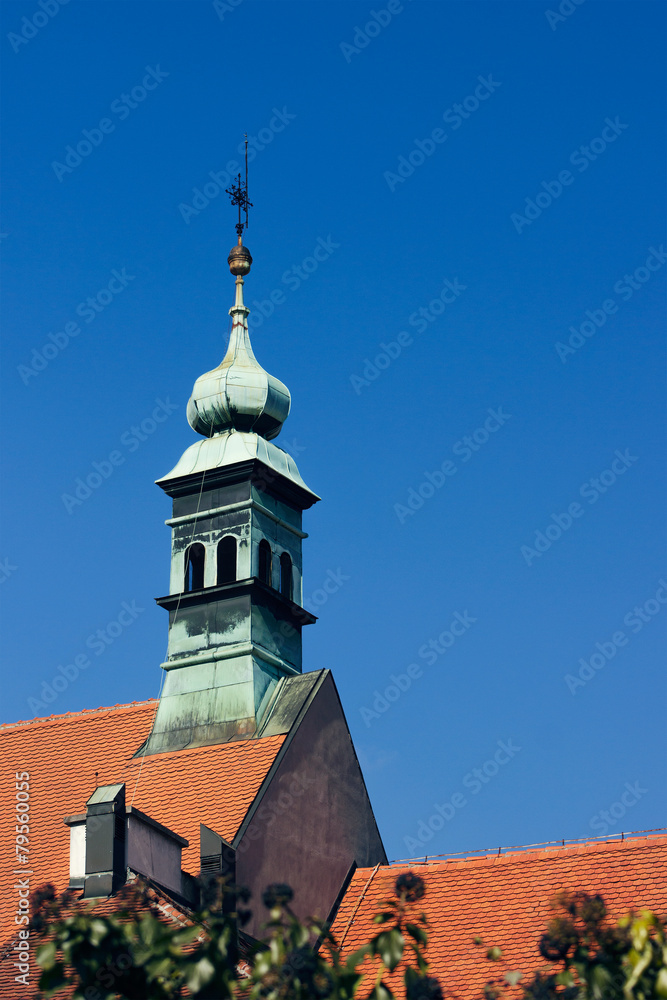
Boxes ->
[86,783,124,805]
[156,429,319,499]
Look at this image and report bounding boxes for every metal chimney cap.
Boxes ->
[86,783,125,805]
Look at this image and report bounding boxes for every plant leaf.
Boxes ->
[376,930,404,971]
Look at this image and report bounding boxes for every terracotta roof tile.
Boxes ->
[0,875,195,999]
[0,701,285,948]
[332,835,667,999]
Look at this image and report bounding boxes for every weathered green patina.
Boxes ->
[141,244,319,755]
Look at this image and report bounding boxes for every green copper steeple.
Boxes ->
[142,170,319,755]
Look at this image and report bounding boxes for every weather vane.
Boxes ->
[226,134,252,239]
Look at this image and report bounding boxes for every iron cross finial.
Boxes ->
[226,134,253,238]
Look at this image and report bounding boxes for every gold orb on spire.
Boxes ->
[228,238,253,276]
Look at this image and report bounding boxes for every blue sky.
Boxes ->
[1,0,665,864]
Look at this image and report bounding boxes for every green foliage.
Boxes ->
[32,873,438,1000]
[30,879,667,1000]
[622,909,667,999]
[329,872,436,1000]
[482,891,667,1000]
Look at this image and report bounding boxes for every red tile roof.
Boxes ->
[0,875,195,999]
[3,702,665,999]
[332,834,667,998]
[0,701,285,948]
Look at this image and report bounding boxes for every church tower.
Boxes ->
[144,176,319,753]
[0,158,387,951]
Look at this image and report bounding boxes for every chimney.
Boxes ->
[83,783,126,898]
[67,785,194,902]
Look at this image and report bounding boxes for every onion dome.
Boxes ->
[186,242,290,441]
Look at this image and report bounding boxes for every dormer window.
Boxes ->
[217,536,236,585]
[184,543,205,592]
[258,540,272,586]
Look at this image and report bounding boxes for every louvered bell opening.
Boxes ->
[201,854,222,875]
[115,813,126,842]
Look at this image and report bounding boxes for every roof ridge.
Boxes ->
[0,699,158,732]
[386,829,667,868]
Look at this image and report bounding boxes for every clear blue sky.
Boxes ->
[1,0,665,864]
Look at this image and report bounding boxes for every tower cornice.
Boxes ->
[154,576,317,628]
